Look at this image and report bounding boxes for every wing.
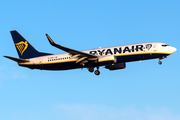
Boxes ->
[46,34,98,65]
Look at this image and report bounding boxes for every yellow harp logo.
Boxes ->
[15,41,28,56]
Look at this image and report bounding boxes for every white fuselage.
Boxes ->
[18,42,176,70]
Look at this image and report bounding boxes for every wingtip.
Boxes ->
[46,34,54,44]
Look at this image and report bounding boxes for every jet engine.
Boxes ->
[105,62,126,70]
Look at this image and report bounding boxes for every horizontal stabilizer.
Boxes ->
[4,56,29,63]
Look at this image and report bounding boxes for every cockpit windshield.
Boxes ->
[162,44,169,47]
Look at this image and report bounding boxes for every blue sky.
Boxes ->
[0,0,180,120]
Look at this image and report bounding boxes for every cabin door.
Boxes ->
[39,58,43,69]
[153,44,157,52]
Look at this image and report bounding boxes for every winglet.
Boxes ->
[46,34,55,45]
[45,34,98,58]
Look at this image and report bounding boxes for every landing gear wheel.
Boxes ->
[88,67,94,72]
[94,70,100,75]
[158,61,162,65]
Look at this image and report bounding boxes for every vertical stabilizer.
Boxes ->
[10,30,52,59]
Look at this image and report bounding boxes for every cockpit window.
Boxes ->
[162,44,169,47]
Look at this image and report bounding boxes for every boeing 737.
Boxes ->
[4,30,177,75]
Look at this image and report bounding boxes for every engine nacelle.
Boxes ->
[105,62,126,70]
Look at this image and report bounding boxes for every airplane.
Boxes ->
[4,30,177,75]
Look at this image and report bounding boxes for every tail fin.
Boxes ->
[10,30,52,59]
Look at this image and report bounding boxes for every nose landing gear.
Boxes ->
[158,60,162,65]
[158,58,162,65]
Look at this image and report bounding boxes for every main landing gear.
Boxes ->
[94,66,100,75]
[88,66,100,75]
[88,67,94,72]
[94,70,100,75]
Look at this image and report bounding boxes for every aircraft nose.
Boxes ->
[170,47,177,53]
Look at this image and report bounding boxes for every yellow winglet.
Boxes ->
[46,34,54,44]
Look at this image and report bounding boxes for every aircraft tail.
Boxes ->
[10,30,52,59]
